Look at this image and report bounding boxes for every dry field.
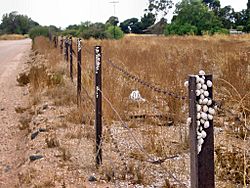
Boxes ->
[16,35,250,187]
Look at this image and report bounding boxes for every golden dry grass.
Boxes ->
[30,35,250,187]
[0,34,28,40]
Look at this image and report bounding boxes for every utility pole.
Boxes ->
[109,1,119,39]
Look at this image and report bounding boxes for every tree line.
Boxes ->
[0,0,249,39]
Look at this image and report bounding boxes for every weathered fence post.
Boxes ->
[64,37,69,62]
[189,74,215,188]
[95,46,102,166]
[77,38,82,105]
[60,36,63,54]
[69,37,73,81]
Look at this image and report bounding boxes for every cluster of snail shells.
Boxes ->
[195,70,215,154]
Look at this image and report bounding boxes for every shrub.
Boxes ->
[215,28,229,35]
[29,26,49,40]
[105,26,124,39]
[62,29,78,37]
[80,23,106,39]
[165,23,198,35]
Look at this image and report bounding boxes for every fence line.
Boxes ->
[52,35,215,188]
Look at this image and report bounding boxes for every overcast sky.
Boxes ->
[0,0,248,28]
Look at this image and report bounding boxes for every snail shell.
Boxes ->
[204,121,210,128]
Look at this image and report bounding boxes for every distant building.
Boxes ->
[143,18,167,35]
[229,29,244,35]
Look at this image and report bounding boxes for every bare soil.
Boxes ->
[0,39,31,187]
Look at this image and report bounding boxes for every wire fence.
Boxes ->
[49,35,216,187]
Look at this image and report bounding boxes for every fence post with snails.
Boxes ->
[188,72,215,188]
[69,37,73,81]
[77,38,82,105]
[95,46,102,166]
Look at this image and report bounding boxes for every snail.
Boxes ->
[199,70,206,76]
[204,121,210,129]
[207,80,213,87]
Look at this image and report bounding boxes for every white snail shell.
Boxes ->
[197,145,202,154]
[207,80,213,87]
[201,130,207,138]
[198,138,204,146]
[184,81,189,88]
[199,78,205,84]
[199,99,203,104]
[197,105,202,112]
[195,75,200,83]
[197,120,201,126]
[204,121,210,128]
[201,112,208,120]
[208,114,213,120]
[204,91,209,97]
[196,90,201,96]
[209,108,215,115]
[199,70,206,76]
[203,105,208,112]
[207,99,212,106]
[196,83,202,89]
[200,94,205,100]
[202,84,207,91]
[197,113,201,119]
[202,98,208,105]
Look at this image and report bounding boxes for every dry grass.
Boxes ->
[0,34,28,40]
[28,35,250,187]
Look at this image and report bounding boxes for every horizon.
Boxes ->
[0,0,248,28]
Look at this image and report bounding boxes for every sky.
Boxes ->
[0,0,248,28]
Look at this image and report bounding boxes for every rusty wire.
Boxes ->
[106,59,187,100]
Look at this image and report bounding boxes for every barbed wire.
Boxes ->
[71,60,95,107]
[97,88,187,187]
[106,59,187,101]
[55,40,189,187]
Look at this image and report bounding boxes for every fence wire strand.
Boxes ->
[98,88,187,187]
[57,39,188,187]
[106,59,187,100]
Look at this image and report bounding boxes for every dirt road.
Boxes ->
[0,39,31,187]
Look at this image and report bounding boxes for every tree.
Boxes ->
[29,26,49,40]
[119,13,156,34]
[80,22,106,39]
[119,18,145,34]
[165,0,223,35]
[146,0,174,16]
[106,16,119,26]
[202,0,220,12]
[218,6,235,29]
[0,12,39,34]
[141,13,156,29]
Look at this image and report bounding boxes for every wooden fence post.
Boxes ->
[60,36,63,54]
[64,37,69,62]
[189,75,215,188]
[69,37,73,81]
[77,38,82,105]
[95,46,102,166]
